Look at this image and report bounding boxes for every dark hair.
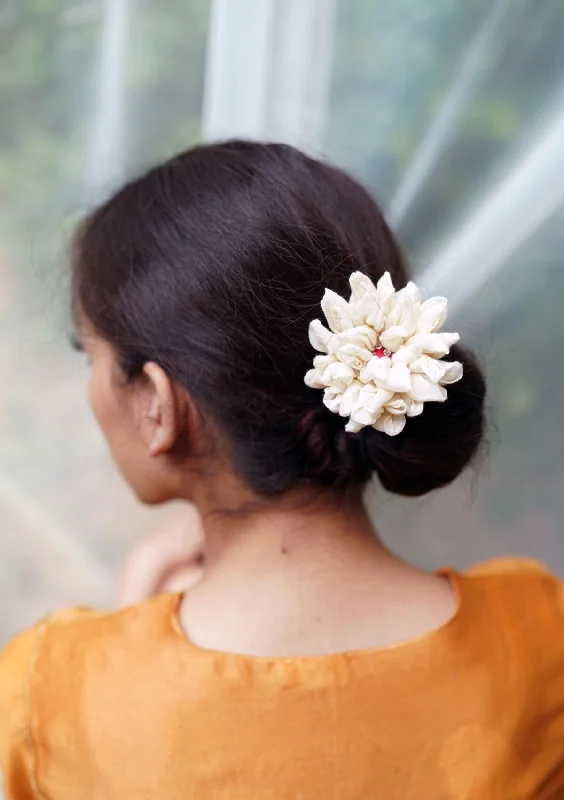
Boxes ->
[72,140,485,497]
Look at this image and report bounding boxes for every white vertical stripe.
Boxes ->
[202,0,336,152]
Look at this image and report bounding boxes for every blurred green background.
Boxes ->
[1,0,563,642]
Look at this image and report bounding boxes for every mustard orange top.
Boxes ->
[1,558,564,799]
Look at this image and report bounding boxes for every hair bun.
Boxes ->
[296,408,373,488]
[298,345,485,496]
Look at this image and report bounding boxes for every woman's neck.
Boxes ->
[177,476,455,658]
[197,489,382,571]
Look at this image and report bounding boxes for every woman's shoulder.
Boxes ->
[37,591,181,647]
[0,594,181,796]
[457,556,564,639]
[0,592,181,719]
[461,555,563,599]
[461,556,563,602]
[2,590,179,652]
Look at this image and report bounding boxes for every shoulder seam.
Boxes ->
[464,557,551,578]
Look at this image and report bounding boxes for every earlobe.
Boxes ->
[148,426,171,457]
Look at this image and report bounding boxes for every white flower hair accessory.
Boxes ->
[304,272,463,436]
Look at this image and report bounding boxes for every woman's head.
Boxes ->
[72,140,485,504]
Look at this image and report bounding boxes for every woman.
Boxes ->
[1,141,563,798]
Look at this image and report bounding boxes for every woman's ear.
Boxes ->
[141,362,181,457]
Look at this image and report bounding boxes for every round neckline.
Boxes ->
[166,566,464,664]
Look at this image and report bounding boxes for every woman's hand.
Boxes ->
[116,505,204,607]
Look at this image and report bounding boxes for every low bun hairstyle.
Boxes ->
[72,140,485,498]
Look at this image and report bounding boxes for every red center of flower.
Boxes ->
[374,346,388,359]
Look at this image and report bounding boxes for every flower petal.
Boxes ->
[313,354,335,372]
[374,412,406,436]
[385,397,408,415]
[320,361,355,391]
[385,296,401,328]
[304,368,325,389]
[359,355,391,385]
[405,398,424,417]
[398,281,421,309]
[376,272,396,315]
[349,271,377,301]
[392,341,424,365]
[409,332,458,358]
[380,325,408,352]
[363,387,394,414]
[383,363,412,393]
[391,283,420,335]
[345,418,364,433]
[321,361,355,390]
[327,325,378,355]
[438,332,460,350]
[339,381,362,417]
[398,297,418,337]
[337,343,373,370]
[410,354,447,383]
[440,360,464,385]
[353,293,385,331]
[305,355,337,388]
[321,289,358,333]
[409,373,448,403]
[349,404,380,428]
[308,319,332,353]
[418,297,448,333]
[323,387,342,414]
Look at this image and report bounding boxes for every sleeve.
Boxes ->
[0,622,47,800]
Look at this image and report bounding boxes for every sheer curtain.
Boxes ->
[0,0,210,640]
[325,0,564,571]
[1,0,562,644]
